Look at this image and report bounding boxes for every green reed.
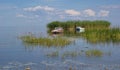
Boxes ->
[20,35,72,47]
[47,20,110,31]
[81,28,120,43]
[85,49,103,57]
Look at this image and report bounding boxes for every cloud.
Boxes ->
[98,10,109,17]
[65,9,81,16]
[59,15,65,19]
[16,14,40,19]
[16,14,27,18]
[23,6,55,12]
[21,5,110,21]
[83,9,96,17]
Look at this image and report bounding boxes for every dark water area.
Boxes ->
[0,24,120,70]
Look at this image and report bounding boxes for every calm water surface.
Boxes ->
[0,25,120,70]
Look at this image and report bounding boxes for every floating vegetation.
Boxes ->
[20,35,72,47]
[62,51,78,58]
[85,49,103,57]
[46,51,59,57]
[45,49,110,58]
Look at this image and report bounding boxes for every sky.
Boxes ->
[0,0,120,26]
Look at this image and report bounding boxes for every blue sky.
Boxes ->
[0,0,120,26]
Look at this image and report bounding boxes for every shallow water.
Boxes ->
[0,25,120,70]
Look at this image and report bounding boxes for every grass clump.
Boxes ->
[85,49,103,57]
[20,35,72,47]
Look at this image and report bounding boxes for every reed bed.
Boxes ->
[62,28,120,43]
[20,35,72,47]
[47,20,110,31]
[81,28,120,43]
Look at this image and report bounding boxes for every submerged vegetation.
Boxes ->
[46,51,59,57]
[62,51,78,58]
[85,49,103,57]
[20,35,72,47]
[45,49,110,58]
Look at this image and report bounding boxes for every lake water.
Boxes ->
[0,24,120,70]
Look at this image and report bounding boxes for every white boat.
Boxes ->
[51,27,63,34]
[76,27,85,32]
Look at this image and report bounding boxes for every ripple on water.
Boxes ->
[0,60,120,70]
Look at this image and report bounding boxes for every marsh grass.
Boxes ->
[20,35,72,47]
[47,20,110,32]
[63,28,120,43]
[85,49,103,57]
[81,28,120,43]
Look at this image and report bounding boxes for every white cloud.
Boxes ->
[98,10,109,17]
[16,14,40,19]
[23,6,54,12]
[65,9,81,16]
[22,5,111,20]
[16,14,27,18]
[83,9,96,17]
[59,15,65,19]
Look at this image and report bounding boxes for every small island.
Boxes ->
[47,20,120,43]
[47,20,111,32]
